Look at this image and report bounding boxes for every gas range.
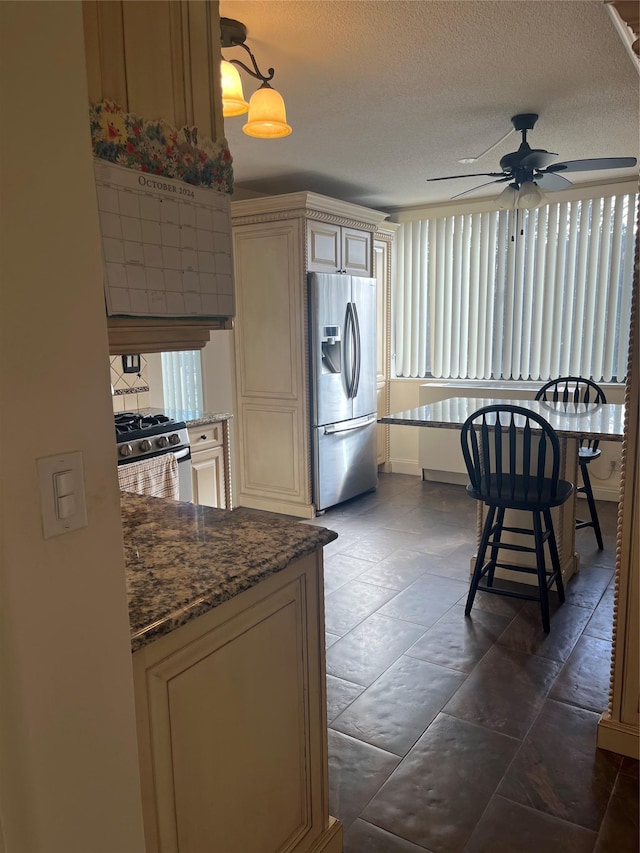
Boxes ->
[115,412,190,464]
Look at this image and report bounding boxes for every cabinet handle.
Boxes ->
[200,435,207,441]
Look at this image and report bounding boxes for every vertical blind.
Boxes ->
[395,192,638,382]
[161,350,204,412]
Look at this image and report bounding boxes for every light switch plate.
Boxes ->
[36,451,88,539]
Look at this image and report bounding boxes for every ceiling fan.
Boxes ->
[427,113,637,201]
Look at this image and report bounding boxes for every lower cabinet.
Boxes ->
[188,421,232,508]
[132,551,342,853]
[191,445,226,507]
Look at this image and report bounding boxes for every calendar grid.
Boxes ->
[95,160,235,318]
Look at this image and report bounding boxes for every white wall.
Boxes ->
[0,4,144,851]
[201,330,235,415]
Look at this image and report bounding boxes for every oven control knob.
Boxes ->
[139,439,152,453]
[156,436,169,449]
[119,444,133,458]
[168,433,181,446]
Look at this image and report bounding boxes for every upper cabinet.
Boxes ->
[83,1,233,354]
[83,0,223,144]
[306,222,372,276]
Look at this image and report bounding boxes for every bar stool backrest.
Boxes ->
[461,404,562,509]
[535,376,606,453]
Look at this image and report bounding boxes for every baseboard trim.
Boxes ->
[584,487,620,503]
[597,714,640,758]
[237,494,316,518]
[388,460,422,476]
[307,817,343,853]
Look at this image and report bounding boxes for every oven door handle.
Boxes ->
[173,447,191,462]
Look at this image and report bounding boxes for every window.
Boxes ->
[395,192,638,383]
[161,350,203,412]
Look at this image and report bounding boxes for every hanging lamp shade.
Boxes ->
[221,60,249,117]
[497,184,519,210]
[242,83,292,138]
[517,181,544,209]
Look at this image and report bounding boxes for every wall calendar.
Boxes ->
[94,159,235,318]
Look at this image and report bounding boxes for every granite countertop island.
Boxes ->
[122,491,337,652]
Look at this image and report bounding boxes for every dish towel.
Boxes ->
[118,453,179,500]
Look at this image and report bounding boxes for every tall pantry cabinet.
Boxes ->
[374,223,399,470]
[231,192,389,518]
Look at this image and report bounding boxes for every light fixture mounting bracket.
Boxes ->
[220,17,248,48]
[511,113,538,133]
[220,17,275,85]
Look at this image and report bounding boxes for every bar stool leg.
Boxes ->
[533,511,551,633]
[544,508,565,603]
[465,504,496,617]
[486,506,504,587]
[579,461,604,550]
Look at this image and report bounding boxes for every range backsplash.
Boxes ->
[110,355,149,413]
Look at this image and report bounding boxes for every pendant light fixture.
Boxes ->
[220,17,292,139]
[497,180,545,210]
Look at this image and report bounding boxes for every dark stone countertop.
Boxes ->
[135,406,232,427]
[122,491,337,652]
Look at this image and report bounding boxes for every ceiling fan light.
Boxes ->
[517,181,544,209]
[497,184,519,210]
[221,60,249,117]
[243,84,292,138]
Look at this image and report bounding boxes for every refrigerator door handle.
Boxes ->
[324,415,377,434]
[345,302,355,398]
[352,301,361,398]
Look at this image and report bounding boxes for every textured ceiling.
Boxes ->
[219,1,640,213]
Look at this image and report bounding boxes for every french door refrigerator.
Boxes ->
[309,272,378,511]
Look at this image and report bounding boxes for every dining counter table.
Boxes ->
[380,396,626,584]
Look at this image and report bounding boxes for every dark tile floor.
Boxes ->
[306,473,639,853]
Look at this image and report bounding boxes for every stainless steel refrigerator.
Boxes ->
[309,272,378,511]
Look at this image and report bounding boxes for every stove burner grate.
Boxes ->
[115,412,174,437]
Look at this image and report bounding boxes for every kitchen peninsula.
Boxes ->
[122,492,342,853]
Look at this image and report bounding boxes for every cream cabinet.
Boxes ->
[307,222,372,275]
[82,0,223,144]
[373,225,398,470]
[188,420,232,509]
[133,550,342,853]
[231,192,388,518]
[82,0,232,354]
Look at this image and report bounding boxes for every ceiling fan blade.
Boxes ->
[520,150,557,170]
[427,171,506,182]
[450,177,511,200]
[534,172,572,191]
[546,157,637,174]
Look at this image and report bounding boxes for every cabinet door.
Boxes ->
[342,227,372,276]
[233,220,312,517]
[82,0,223,141]
[133,553,335,853]
[374,239,388,384]
[191,446,226,508]
[307,222,372,275]
[306,222,341,273]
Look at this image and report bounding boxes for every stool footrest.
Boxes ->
[475,583,541,603]
[478,561,560,588]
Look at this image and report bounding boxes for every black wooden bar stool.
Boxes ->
[461,405,574,633]
[535,376,606,550]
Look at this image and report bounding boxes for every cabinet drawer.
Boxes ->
[189,422,224,451]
